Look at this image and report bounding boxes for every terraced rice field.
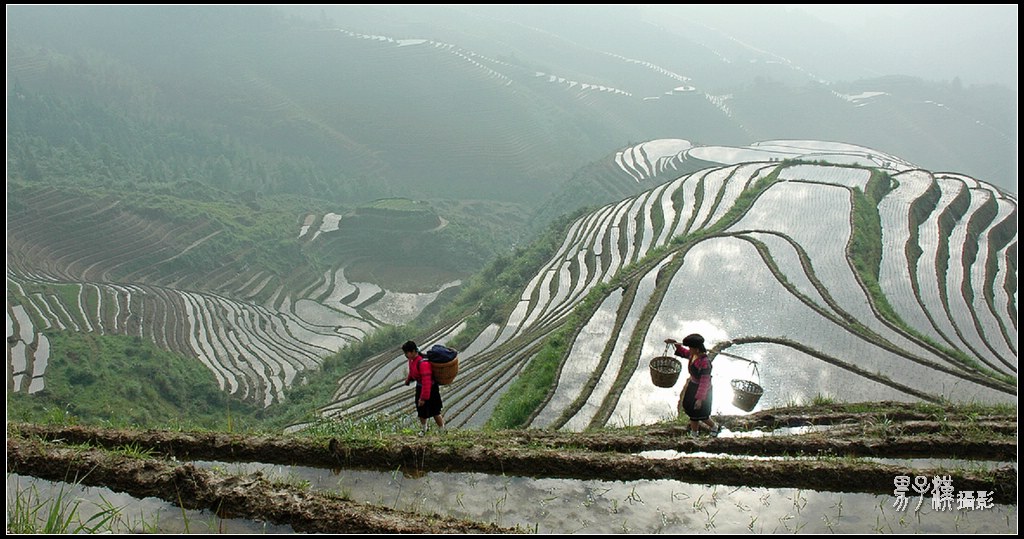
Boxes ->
[323,141,1016,429]
[6,188,453,407]
[7,140,1016,427]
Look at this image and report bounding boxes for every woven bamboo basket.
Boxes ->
[649,356,682,388]
[730,378,764,411]
[432,357,459,385]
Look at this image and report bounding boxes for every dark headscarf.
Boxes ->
[682,333,706,353]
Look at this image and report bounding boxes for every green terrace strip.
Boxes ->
[486,285,614,430]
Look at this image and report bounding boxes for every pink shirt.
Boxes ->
[406,354,433,401]
[673,344,712,401]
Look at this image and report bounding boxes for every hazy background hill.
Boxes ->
[647,4,1018,90]
[8,5,1017,213]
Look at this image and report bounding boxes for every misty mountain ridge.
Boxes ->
[7,5,1016,207]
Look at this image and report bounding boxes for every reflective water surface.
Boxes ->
[9,458,1016,534]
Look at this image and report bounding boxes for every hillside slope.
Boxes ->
[7,139,1016,428]
[5,189,483,408]
[323,141,1017,430]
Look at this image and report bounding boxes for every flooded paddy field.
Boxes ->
[7,402,1016,534]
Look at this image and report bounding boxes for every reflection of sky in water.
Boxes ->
[729,184,855,311]
[293,298,371,329]
[604,204,629,277]
[777,165,870,190]
[450,361,523,428]
[270,466,1021,534]
[181,294,234,394]
[25,461,1008,535]
[878,171,943,342]
[7,295,19,335]
[913,178,963,344]
[567,258,666,430]
[707,164,764,227]
[362,280,461,326]
[555,215,587,258]
[647,237,1012,405]
[534,293,621,428]
[755,140,912,167]
[638,197,657,259]
[623,195,646,264]
[6,474,296,534]
[616,140,692,179]
[654,179,680,246]
[729,183,945,363]
[603,258,672,428]
[803,153,879,167]
[12,304,34,342]
[689,140,917,172]
[721,343,915,410]
[944,188,996,362]
[585,203,616,257]
[280,311,348,353]
[494,300,530,344]
[690,166,733,230]
[669,173,702,238]
[30,334,50,392]
[544,254,588,321]
[969,198,1018,363]
[10,339,27,375]
[346,279,383,307]
[323,267,357,306]
[461,323,500,358]
[755,140,875,153]
[993,245,1017,345]
[741,232,837,317]
[521,270,557,329]
[687,146,796,165]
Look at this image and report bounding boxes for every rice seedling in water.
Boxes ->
[625,485,643,505]
[6,479,120,533]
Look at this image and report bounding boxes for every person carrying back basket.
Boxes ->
[403,340,445,436]
[665,334,721,437]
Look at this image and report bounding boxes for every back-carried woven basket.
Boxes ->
[649,356,682,388]
[431,357,459,385]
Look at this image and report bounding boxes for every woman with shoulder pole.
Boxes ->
[665,333,720,437]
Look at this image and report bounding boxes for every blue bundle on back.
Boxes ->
[425,344,458,364]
